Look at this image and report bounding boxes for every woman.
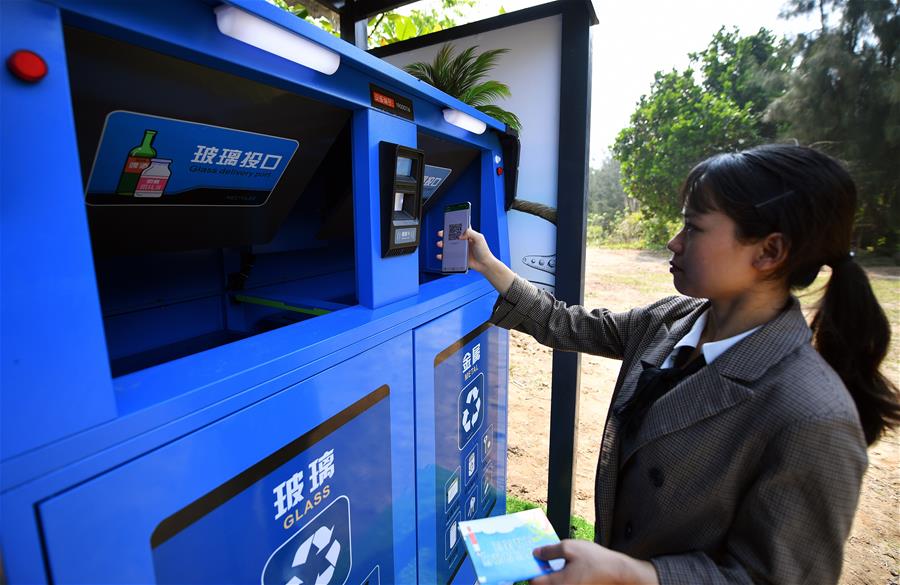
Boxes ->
[438,145,899,584]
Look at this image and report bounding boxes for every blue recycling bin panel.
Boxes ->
[0,1,516,583]
[414,294,510,584]
[38,337,415,584]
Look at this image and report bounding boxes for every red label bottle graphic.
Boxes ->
[134,159,172,198]
[116,129,157,195]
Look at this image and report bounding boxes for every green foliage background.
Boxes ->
[767,0,899,251]
[611,1,898,253]
[367,0,479,47]
[269,0,488,48]
[611,27,791,247]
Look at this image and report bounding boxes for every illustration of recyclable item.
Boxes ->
[134,158,172,197]
[116,129,157,195]
[87,111,299,206]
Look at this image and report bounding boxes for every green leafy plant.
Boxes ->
[268,0,338,35]
[367,0,478,47]
[405,43,521,131]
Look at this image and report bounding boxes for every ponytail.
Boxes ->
[811,259,900,445]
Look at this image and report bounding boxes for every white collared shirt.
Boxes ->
[660,310,762,369]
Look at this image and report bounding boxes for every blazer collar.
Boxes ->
[612,301,708,409]
[617,296,811,465]
[643,300,710,368]
[636,296,810,378]
[712,296,811,382]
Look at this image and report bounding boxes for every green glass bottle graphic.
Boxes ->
[116,129,157,195]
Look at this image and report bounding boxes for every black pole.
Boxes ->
[339,10,368,50]
[547,0,592,539]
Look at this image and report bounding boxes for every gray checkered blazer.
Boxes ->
[491,276,868,585]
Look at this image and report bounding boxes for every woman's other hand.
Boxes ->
[530,540,659,585]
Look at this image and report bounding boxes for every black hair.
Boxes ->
[681,144,899,445]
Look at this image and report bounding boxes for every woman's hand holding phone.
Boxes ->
[436,228,516,295]
[436,227,491,272]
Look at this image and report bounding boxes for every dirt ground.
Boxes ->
[506,248,899,584]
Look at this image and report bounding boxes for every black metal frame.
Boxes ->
[548,0,593,539]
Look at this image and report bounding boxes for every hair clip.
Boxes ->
[828,252,855,269]
[753,190,795,209]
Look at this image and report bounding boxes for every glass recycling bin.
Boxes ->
[0,1,517,583]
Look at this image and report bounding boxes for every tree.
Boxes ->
[368,0,477,47]
[588,157,627,216]
[585,156,632,242]
[768,0,899,250]
[613,68,760,222]
[613,28,789,242]
[268,0,338,35]
[692,27,793,138]
[269,0,480,48]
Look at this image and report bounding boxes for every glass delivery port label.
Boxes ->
[85,111,298,206]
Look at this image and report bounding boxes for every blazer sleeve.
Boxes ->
[490,275,652,360]
[650,416,868,585]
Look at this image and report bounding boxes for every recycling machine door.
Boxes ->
[413,292,510,584]
[35,334,417,584]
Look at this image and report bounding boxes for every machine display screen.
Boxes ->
[396,156,414,178]
[151,386,394,585]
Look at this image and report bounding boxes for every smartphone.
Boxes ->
[442,202,471,273]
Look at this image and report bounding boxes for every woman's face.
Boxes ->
[666,206,761,301]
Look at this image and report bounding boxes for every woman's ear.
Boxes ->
[753,233,789,273]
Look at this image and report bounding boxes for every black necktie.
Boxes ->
[616,346,706,438]
[673,345,697,369]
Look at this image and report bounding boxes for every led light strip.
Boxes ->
[442,108,487,135]
[215,5,340,75]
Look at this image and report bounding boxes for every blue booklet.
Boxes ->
[458,508,565,584]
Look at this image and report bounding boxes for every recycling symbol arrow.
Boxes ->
[461,386,481,433]
[285,525,341,585]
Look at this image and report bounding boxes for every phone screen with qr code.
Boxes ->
[442,202,471,273]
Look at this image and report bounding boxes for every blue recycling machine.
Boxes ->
[1,1,521,583]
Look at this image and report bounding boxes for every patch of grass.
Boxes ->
[506,495,595,541]
[506,494,540,514]
[569,512,595,541]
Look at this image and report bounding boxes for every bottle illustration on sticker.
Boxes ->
[134,158,172,197]
[115,129,158,195]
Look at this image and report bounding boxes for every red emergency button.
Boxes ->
[7,50,48,83]
[496,167,504,176]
